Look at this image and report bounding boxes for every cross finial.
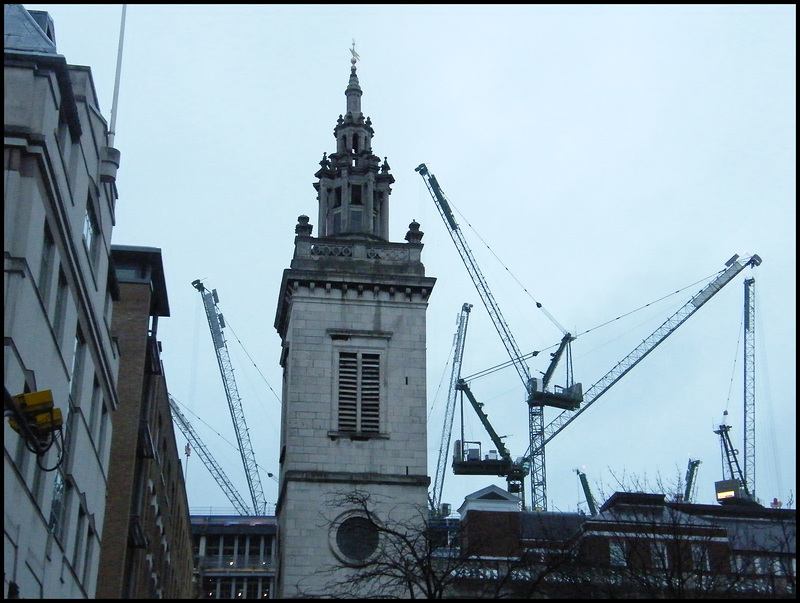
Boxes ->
[350,39,360,64]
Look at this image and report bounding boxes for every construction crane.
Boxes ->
[531,253,763,461]
[684,458,701,503]
[453,380,529,504]
[713,278,758,506]
[575,469,598,516]
[714,410,755,504]
[417,164,762,510]
[192,280,268,515]
[743,277,756,498]
[429,303,473,516]
[169,394,251,515]
[416,163,581,511]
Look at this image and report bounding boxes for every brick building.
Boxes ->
[96,245,195,598]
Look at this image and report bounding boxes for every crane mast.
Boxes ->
[416,163,579,511]
[429,303,472,515]
[169,394,252,515]
[743,277,755,497]
[192,280,267,515]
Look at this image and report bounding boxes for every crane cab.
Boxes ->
[528,379,583,411]
[452,440,512,476]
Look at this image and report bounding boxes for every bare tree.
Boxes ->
[297,483,795,599]
[297,489,585,599]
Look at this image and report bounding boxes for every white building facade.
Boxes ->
[4,5,121,598]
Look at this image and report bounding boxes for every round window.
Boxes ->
[334,515,379,564]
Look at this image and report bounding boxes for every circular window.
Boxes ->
[332,514,379,565]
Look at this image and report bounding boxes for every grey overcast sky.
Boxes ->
[24,4,795,513]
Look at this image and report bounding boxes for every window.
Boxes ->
[651,541,669,569]
[609,540,626,567]
[691,543,710,571]
[338,352,380,434]
[351,183,362,205]
[69,331,86,402]
[336,516,378,561]
[73,506,87,574]
[98,401,110,465]
[330,512,380,567]
[82,525,95,586]
[349,209,362,232]
[53,268,69,341]
[39,222,55,304]
[83,199,100,266]
[248,536,262,567]
[49,471,71,541]
[205,535,221,564]
[89,378,101,441]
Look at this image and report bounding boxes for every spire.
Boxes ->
[313,43,395,241]
[346,40,362,117]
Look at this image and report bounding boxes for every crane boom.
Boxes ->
[429,303,473,515]
[536,253,762,451]
[416,164,533,387]
[714,410,753,503]
[417,163,576,511]
[192,280,267,515]
[456,381,528,502]
[169,394,252,515]
[684,458,702,503]
[576,469,598,516]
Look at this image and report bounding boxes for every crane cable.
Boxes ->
[448,197,568,335]
[170,394,279,485]
[223,319,282,406]
[462,269,726,384]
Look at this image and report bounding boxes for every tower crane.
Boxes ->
[417,162,762,510]
[528,253,762,466]
[713,277,758,505]
[169,394,252,515]
[743,277,756,497]
[416,163,581,511]
[192,280,268,515]
[714,410,754,504]
[429,303,472,516]
[453,380,529,504]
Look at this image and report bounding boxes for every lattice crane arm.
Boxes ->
[192,279,267,515]
[417,163,574,511]
[429,303,472,515]
[169,394,252,515]
[535,253,762,453]
[743,277,756,497]
[416,164,532,388]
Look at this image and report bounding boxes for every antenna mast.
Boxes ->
[108,4,127,147]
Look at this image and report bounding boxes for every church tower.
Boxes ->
[273,51,436,597]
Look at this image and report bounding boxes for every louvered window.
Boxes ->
[338,351,380,434]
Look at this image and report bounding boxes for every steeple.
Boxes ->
[314,44,395,240]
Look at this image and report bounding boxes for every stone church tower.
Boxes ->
[273,53,436,597]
